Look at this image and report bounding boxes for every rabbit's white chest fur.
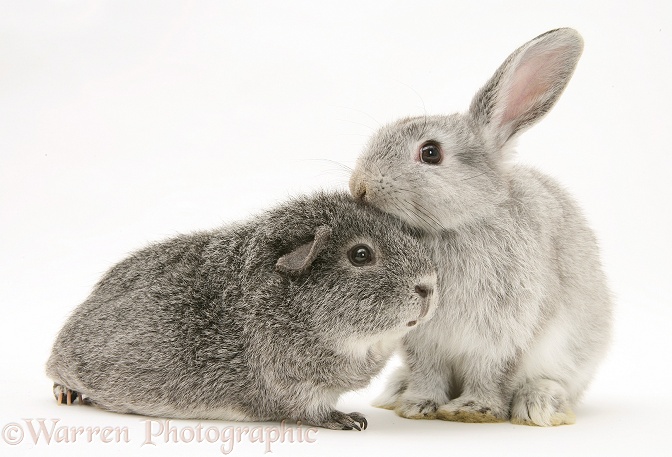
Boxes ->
[421,214,548,360]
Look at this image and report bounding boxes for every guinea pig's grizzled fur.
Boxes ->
[46,191,437,430]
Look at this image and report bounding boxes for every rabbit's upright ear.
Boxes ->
[276,226,332,275]
[469,28,584,150]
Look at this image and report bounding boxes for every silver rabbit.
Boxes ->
[349,28,612,426]
[47,191,437,430]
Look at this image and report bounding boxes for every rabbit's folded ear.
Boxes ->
[469,28,584,150]
[275,226,332,275]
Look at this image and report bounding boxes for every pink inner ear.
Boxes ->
[499,48,566,127]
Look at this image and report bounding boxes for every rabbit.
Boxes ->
[46,191,438,430]
[348,28,612,426]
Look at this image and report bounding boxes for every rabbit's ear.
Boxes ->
[469,28,583,150]
[276,226,332,275]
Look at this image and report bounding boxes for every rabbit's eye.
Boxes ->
[419,141,443,164]
[348,244,374,267]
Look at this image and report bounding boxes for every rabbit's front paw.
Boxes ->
[394,399,439,419]
[511,380,575,426]
[436,397,507,423]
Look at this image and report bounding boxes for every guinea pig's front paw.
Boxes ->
[436,397,508,423]
[317,411,368,431]
[394,399,439,420]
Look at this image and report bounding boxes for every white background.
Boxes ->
[1,1,671,456]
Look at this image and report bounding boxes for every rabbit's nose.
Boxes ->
[353,184,366,201]
[349,176,367,201]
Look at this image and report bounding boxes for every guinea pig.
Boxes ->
[46,191,437,430]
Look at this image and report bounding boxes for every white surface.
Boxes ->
[1,1,671,456]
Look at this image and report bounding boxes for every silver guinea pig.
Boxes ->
[47,191,437,430]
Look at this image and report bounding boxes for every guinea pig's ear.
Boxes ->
[275,226,332,275]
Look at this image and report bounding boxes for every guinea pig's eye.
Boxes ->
[419,141,443,164]
[347,244,374,267]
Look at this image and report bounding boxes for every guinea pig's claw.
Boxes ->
[326,411,368,431]
[54,383,82,406]
[351,413,368,430]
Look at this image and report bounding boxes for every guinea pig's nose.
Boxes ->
[414,284,432,298]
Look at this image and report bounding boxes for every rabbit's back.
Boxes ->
[509,166,612,399]
[509,165,610,303]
